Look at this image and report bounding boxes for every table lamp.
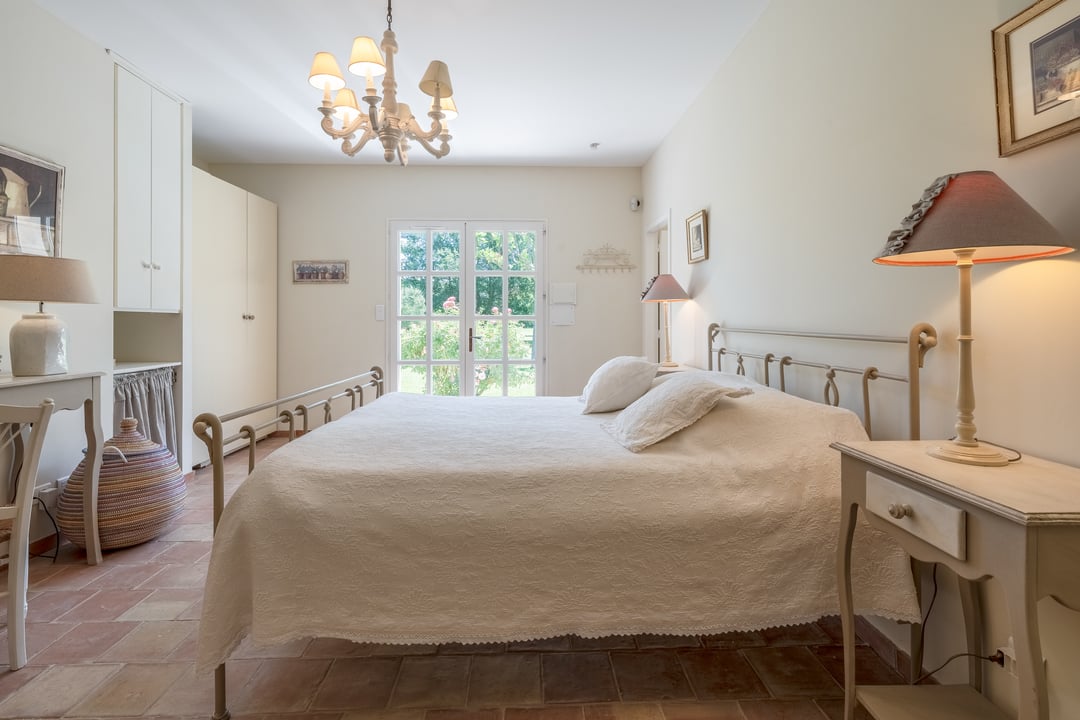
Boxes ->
[0,255,98,376]
[875,171,1073,466]
[641,273,689,367]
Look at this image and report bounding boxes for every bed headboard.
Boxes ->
[707,323,937,440]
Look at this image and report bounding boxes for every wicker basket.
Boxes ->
[56,417,186,550]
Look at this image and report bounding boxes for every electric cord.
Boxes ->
[948,436,1022,462]
[912,563,940,683]
[28,496,60,562]
[914,649,1005,685]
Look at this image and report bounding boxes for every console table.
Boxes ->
[834,440,1080,720]
[0,372,105,565]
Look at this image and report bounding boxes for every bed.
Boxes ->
[193,322,938,718]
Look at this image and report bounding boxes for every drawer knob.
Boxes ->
[888,503,914,520]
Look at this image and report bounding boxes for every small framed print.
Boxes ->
[293,260,349,283]
[686,209,708,264]
[0,143,64,257]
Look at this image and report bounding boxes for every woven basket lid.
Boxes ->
[106,417,166,457]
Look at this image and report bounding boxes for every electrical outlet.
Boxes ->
[997,636,1018,677]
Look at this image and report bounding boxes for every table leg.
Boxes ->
[82,397,103,565]
[1007,567,1047,720]
[957,577,983,692]
[837,498,859,720]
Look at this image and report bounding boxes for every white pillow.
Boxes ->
[580,356,658,413]
[603,372,753,451]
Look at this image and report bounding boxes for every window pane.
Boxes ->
[432,321,460,360]
[399,276,427,315]
[398,320,427,360]
[398,364,427,393]
[399,231,426,271]
[507,231,536,272]
[508,276,535,316]
[474,232,503,271]
[508,320,535,360]
[508,364,537,397]
[432,365,460,396]
[474,363,503,396]
[474,276,503,315]
[432,277,460,315]
[474,319,503,360]
[432,231,460,272]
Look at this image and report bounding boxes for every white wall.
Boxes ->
[642,0,1080,716]
[207,164,644,398]
[1,2,115,486]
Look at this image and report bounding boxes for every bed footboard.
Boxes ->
[192,367,383,720]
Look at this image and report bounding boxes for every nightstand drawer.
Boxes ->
[865,471,966,560]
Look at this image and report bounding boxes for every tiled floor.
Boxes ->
[0,438,897,719]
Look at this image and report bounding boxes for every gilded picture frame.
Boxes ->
[993,0,1080,156]
[0,143,64,257]
[686,209,708,264]
[293,260,350,284]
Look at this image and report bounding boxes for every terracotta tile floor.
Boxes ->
[0,438,895,719]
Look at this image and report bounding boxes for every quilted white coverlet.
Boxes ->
[196,382,919,673]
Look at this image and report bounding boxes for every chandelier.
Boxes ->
[307,0,455,166]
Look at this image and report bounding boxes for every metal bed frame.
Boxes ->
[193,367,384,720]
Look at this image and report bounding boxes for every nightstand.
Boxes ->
[656,364,694,375]
[833,440,1080,720]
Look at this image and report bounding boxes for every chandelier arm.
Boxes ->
[404,114,445,142]
[318,108,372,141]
[407,130,450,159]
[340,127,378,156]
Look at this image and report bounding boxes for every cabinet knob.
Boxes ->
[151,262,162,270]
[887,503,913,520]
[141,261,152,269]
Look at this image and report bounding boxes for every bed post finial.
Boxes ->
[908,323,938,441]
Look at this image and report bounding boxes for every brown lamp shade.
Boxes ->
[875,171,1074,266]
[641,274,689,302]
[0,255,98,304]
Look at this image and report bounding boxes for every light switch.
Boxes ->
[375,304,385,321]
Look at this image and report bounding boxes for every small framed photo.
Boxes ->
[0,143,64,257]
[293,260,349,284]
[993,0,1080,156]
[686,209,708,264]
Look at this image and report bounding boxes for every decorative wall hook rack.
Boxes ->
[577,244,636,273]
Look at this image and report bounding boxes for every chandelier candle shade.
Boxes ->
[308,0,455,166]
[641,274,690,367]
[875,171,1073,466]
[0,255,97,376]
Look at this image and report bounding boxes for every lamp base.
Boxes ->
[10,312,68,377]
[659,360,679,368]
[927,440,1010,467]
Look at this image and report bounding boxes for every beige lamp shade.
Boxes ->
[396,102,415,124]
[332,88,361,122]
[419,60,453,98]
[430,95,458,120]
[348,36,386,77]
[641,274,690,302]
[0,255,98,376]
[0,255,97,304]
[309,52,346,91]
[875,171,1073,266]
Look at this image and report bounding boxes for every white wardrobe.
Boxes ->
[191,168,278,467]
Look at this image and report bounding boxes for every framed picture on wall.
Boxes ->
[993,0,1080,156]
[686,209,708,264]
[293,260,350,284]
[0,143,64,257]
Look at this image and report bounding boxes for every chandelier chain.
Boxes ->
[386,0,393,30]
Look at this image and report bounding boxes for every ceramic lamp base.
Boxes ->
[10,312,68,376]
[928,440,1010,467]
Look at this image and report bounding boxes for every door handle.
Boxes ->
[468,327,474,353]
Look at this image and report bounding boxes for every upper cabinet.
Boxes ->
[115,65,182,312]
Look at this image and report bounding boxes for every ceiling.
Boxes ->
[35,0,768,167]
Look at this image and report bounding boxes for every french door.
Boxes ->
[389,221,545,396]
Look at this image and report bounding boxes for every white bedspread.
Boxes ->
[196,379,919,673]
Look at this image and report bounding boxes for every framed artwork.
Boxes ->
[293,260,349,284]
[993,0,1080,156]
[0,143,64,256]
[686,209,708,264]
